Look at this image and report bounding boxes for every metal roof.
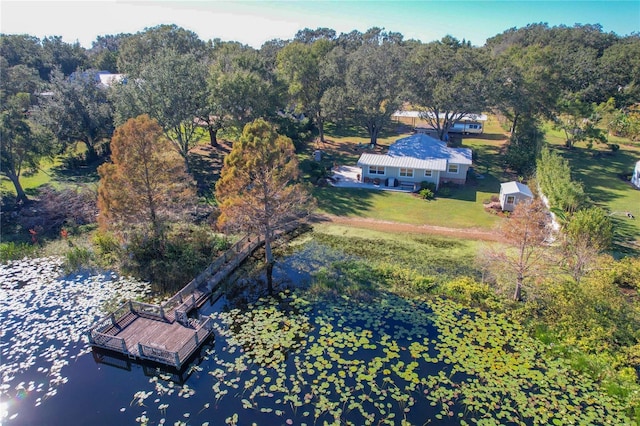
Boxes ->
[500,181,533,197]
[357,153,447,171]
[392,111,487,121]
[389,134,473,165]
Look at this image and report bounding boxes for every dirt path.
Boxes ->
[312,214,502,242]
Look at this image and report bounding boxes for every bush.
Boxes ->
[437,185,452,197]
[419,188,434,200]
[441,276,496,305]
[0,242,38,263]
[64,246,94,273]
[537,148,587,212]
[122,225,229,293]
[17,185,98,238]
[93,231,122,266]
[420,181,437,191]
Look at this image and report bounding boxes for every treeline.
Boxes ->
[2,24,639,198]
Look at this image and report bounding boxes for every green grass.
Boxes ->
[1,157,60,196]
[291,223,485,285]
[312,120,507,230]
[0,142,102,197]
[314,185,500,229]
[542,124,640,253]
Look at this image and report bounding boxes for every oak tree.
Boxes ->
[324,29,405,146]
[112,49,208,171]
[404,37,489,141]
[204,41,278,146]
[215,119,314,291]
[35,69,114,160]
[277,39,334,142]
[0,94,55,204]
[97,114,196,237]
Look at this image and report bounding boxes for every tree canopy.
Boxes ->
[404,37,490,141]
[215,118,314,290]
[111,49,208,170]
[324,30,406,145]
[488,198,552,301]
[97,114,196,237]
[34,69,114,160]
[0,94,55,204]
[277,39,334,142]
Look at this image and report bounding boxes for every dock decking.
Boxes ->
[88,223,303,369]
[88,233,265,368]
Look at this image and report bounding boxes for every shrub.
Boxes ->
[537,148,587,213]
[420,181,437,191]
[64,246,94,273]
[0,242,38,263]
[441,276,495,305]
[92,231,122,266]
[419,188,434,200]
[122,225,229,293]
[438,185,452,197]
[608,143,620,152]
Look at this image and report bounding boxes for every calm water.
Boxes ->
[1,249,456,426]
[2,243,627,425]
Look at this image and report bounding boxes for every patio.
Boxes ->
[329,165,414,192]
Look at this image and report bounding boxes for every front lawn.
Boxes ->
[311,119,507,230]
[314,185,500,229]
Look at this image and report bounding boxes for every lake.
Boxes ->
[0,241,631,425]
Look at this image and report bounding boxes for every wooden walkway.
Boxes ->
[88,232,268,368]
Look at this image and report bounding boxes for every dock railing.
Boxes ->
[130,301,164,320]
[89,221,303,367]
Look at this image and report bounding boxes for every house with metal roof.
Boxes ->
[355,134,472,191]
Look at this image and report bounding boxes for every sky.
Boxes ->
[1,1,639,49]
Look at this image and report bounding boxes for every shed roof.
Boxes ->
[389,134,472,165]
[357,153,447,171]
[500,181,534,197]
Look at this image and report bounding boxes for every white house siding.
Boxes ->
[356,134,473,189]
[440,164,470,185]
[632,160,640,189]
[358,153,446,188]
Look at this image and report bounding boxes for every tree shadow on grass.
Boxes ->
[611,216,640,258]
[467,132,509,142]
[49,157,102,185]
[554,146,638,206]
[312,186,378,217]
[324,122,400,140]
[470,144,504,175]
[188,143,231,198]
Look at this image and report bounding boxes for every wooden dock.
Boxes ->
[88,233,267,368]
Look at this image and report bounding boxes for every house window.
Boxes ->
[447,164,459,174]
[424,170,432,177]
[369,165,385,175]
[506,195,515,204]
[399,168,414,178]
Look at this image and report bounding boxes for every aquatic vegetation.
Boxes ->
[130,290,631,425]
[1,246,634,424]
[0,257,152,422]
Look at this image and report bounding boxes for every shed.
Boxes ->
[499,181,534,212]
[632,160,640,189]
